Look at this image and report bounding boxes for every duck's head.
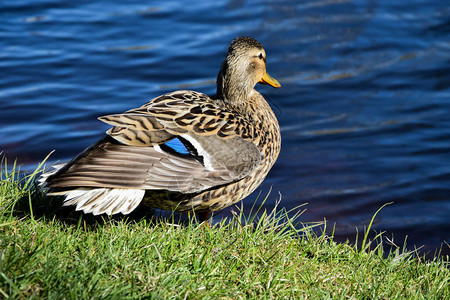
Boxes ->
[216,37,280,104]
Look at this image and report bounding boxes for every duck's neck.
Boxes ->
[215,60,253,111]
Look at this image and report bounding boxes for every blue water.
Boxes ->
[1,0,449,256]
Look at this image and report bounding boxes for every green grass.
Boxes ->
[1,157,449,299]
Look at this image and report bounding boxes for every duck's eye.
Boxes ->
[258,53,263,59]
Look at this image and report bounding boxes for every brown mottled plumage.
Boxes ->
[39,37,281,219]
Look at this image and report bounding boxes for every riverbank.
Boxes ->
[1,159,448,298]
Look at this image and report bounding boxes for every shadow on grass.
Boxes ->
[11,183,198,231]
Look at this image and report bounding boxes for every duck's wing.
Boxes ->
[45,91,262,195]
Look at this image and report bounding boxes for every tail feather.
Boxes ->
[38,163,66,188]
[39,163,145,215]
[49,188,145,215]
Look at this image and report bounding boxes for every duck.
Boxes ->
[39,36,281,221]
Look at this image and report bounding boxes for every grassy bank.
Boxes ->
[1,158,449,299]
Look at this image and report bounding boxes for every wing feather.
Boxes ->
[44,90,262,195]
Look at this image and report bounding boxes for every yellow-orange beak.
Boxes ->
[259,71,281,88]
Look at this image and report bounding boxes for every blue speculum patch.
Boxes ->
[164,138,190,155]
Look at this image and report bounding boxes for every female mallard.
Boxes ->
[40,37,281,220]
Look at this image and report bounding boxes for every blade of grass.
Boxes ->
[360,202,393,251]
